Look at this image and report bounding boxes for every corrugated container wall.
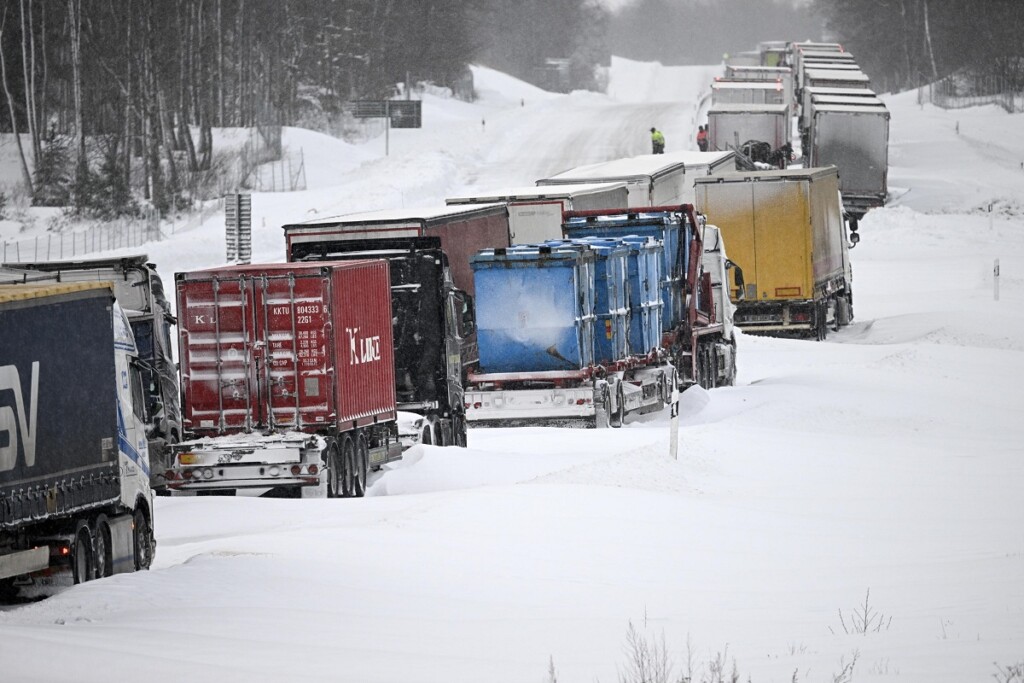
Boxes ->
[176,261,395,437]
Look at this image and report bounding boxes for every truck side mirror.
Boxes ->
[848,231,860,248]
[726,260,746,300]
[453,290,476,338]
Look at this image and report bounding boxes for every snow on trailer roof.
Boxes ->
[803,86,876,97]
[811,103,890,116]
[707,102,789,113]
[810,95,885,107]
[446,182,629,203]
[800,51,856,61]
[694,166,840,183]
[0,280,113,303]
[538,151,736,185]
[803,68,870,83]
[712,80,786,90]
[285,203,507,228]
[727,65,791,73]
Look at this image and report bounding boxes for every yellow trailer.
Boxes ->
[693,167,854,339]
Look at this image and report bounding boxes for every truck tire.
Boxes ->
[133,508,154,571]
[610,383,625,428]
[353,433,369,498]
[73,526,93,584]
[327,439,343,499]
[94,517,113,579]
[341,435,357,498]
[452,413,468,447]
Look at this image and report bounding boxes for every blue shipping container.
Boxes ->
[471,245,596,373]
[563,211,690,331]
[619,236,664,355]
[566,238,629,364]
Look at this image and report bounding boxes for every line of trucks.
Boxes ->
[711,40,890,228]
[0,136,858,592]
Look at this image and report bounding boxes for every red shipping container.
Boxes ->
[176,260,395,437]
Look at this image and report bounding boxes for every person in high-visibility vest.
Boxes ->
[650,127,665,154]
[696,125,709,151]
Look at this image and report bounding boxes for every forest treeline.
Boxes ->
[0,0,608,216]
[0,0,1021,219]
[813,0,1024,94]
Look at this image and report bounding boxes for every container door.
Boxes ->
[752,181,810,301]
[250,273,332,430]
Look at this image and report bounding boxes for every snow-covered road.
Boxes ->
[1,59,1022,683]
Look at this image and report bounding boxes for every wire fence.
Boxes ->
[2,198,224,263]
[925,73,1024,113]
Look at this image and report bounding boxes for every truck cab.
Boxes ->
[289,237,473,447]
[0,256,180,491]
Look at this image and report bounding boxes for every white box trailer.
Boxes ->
[707,103,790,152]
[711,79,789,106]
[798,86,877,128]
[808,103,890,217]
[536,151,737,207]
[446,182,629,244]
[724,66,794,106]
[801,69,871,120]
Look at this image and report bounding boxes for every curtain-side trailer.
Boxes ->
[0,282,155,596]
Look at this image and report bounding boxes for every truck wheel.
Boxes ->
[420,424,433,445]
[73,527,93,584]
[341,435,357,498]
[94,518,113,579]
[353,433,369,498]
[327,440,343,499]
[610,384,625,428]
[452,413,468,447]
[133,508,154,571]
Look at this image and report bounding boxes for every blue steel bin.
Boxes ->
[471,244,596,373]
[568,238,629,364]
[619,236,664,355]
[563,211,690,331]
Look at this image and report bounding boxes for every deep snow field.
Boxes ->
[0,57,1022,682]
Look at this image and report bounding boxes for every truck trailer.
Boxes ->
[808,103,890,218]
[169,261,402,498]
[1,255,180,493]
[694,167,854,339]
[537,152,738,208]
[287,236,472,448]
[0,282,155,595]
[282,204,510,297]
[561,205,738,388]
[465,240,675,428]
[445,182,629,245]
[707,103,791,153]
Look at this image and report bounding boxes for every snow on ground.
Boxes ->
[1,62,1023,682]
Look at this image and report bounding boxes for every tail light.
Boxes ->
[290,465,302,476]
[307,464,319,475]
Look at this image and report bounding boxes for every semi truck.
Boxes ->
[0,255,180,493]
[711,80,789,106]
[808,102,890,218]
[168,260,402,498]
[707,103,791,153]
[288,237,472,447]
[283,207,497,447]
[722,66,794,108]
[694,167,854,339]
[537,151,738,207]
[464,239,675,428]
[282,204,510,297]
[0,282,156,596]
[445,182,629,245]
[561,205,738,388]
